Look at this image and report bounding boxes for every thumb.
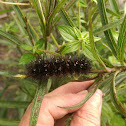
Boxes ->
[70,89,102,126]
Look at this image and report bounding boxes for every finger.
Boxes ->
[70,89,102,126]
[54,114,71,126]
[47,80,94,96]
[37,91,88,126]
[19,103,32,126]
[19,90,87,126]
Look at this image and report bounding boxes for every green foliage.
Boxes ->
[117,15,126,64]
[0,0,126,126]
[19,53,35,64]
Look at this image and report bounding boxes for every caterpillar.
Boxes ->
[26,55,92,81]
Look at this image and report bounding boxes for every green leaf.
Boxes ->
[20,44,33,51]
[97,0,117,57]
[19,53,35,64]
[79,0,87,8]
[109,0,120,14]
[98,73,114,93]
[48,0,68,25]
[108,56,120,65]
[0,101,29,108]
[53,0,76,26]
[101,102,113,126]
[100,56,114,68]
[61,41,80,54]
[110,71,126,117]
[59,77,102,109]
[58,26,77,41]
[117,15,126,63]
[30,0,46,35]
[0,30,24,45]
[74,27,82,39]
[0,119,19,126]
[93,18,123,35]
[106,8,120,18]
[0,71,15,77]
[82,44,96,61]
[60,8,75,27]
[0,9,13,14]
[89,11,107,70]
[92,0,97,4]
[46,78,52,93]
[29,83,47,126]
[35,38,45,49]
[101,72,126,102]
[12,3,39,43]
[112,114,126,126]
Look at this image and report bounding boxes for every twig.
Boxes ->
[38,49,61,56]
[0,0,31,6]
[24,18,34,46]
[50,33,60,50]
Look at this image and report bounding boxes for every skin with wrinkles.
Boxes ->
[19,80,102,126]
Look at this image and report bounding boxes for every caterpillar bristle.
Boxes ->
[26,55,92,81]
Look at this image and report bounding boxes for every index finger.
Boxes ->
[47,80,94,96]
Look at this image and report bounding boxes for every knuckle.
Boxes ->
[76,109,100,126]
[41,95,51,105]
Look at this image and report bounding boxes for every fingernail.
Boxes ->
[77,90,88,94]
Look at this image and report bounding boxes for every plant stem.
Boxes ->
[38,49,61,56]
[51,33,60,50]
[78,0,81,31]
[24,18,34,46]
[38,0,46,26]
[0,0,31,5]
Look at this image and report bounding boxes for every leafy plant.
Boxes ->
[0,0,126,126]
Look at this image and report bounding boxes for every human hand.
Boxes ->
[19,80,102,126]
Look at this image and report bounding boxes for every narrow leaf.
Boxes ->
[117,15,126,63]
[59,77,102,109]
[79,0,87,8]
[109,0,120,14]
[29,83,46,126]
[89,11,107,70]
[60,8,75,27]
[30,0,45,35]
[106,8,120,18]
[0,30,24,45]
[0,119,19,126]
[97,0,117,57]
[100,56,114,68]
[53,0,76,25]
[48,0,67,25]
[93,18,123,35]
[0,101,29,108]
[110,71,126,117]
[12,4,39,42]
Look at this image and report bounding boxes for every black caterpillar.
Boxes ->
[26,55,92,81]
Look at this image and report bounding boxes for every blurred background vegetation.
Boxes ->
[0,0,126,126]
